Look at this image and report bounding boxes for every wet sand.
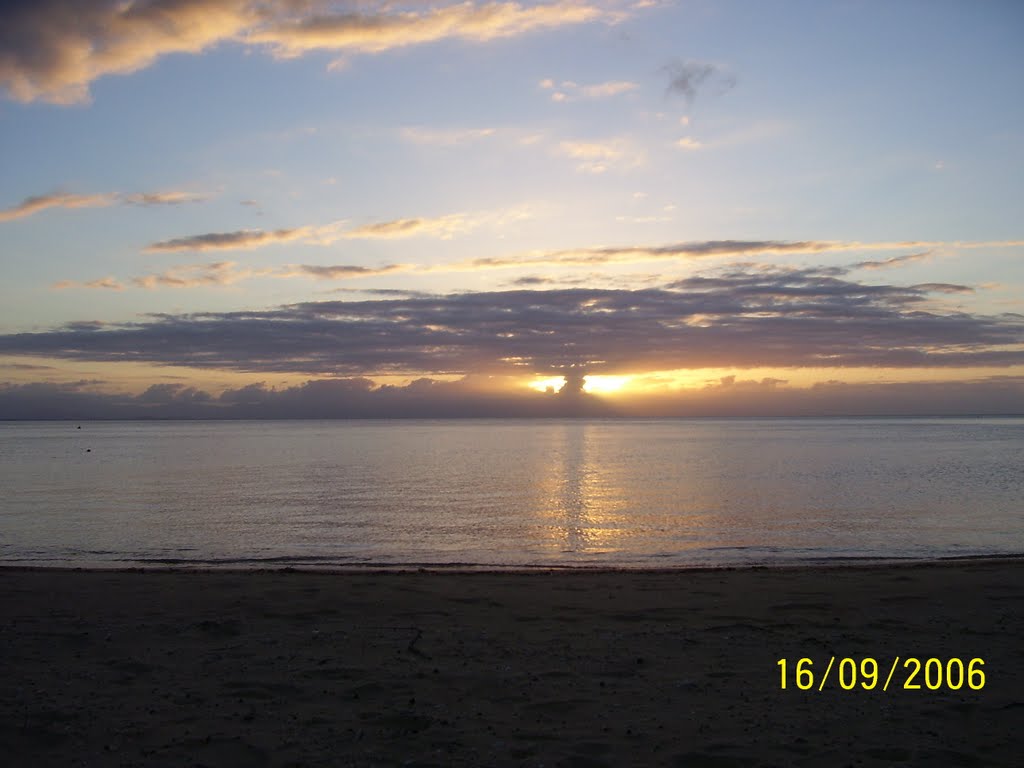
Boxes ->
[1,560,1022,766]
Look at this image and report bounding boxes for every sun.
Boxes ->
[527,374,632,395]
[582,375,630,395]
[528,376,567,393]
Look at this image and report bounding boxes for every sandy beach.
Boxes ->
[1,560,1022,767]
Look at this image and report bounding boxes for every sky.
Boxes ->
[0,0,1022,418]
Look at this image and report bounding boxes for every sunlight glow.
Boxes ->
[582,375,630,395]
[529,375,567,393]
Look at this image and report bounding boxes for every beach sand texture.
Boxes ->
[2,561,1022,767]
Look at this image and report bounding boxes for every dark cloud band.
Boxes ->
[2,268,1021,376]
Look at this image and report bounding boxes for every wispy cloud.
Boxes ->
[283,264,409,280]
[674,137,703,151]
[1,1,615,105]
[557,138,645,173]
[52,277,126,291]
[345,207,531,240]
[52,235,1024,290]
[145,207,528,253]
[540,77,638,102]
[0,192,114,221]
[122,191,203,206]
[345,215,471,240]
[56,260,409,289]
[132,261,259,289]
[853,251,933,270]
[453,239,936,271]
[55,263,255,290]
[582,80,638,98]
[250,1,611,58]
[144,222,344,253]
[400,126,497,146]
[0,189,204,222]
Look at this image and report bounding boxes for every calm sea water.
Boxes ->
[0,418,1021,569]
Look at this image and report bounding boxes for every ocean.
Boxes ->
[1,418,1021,569]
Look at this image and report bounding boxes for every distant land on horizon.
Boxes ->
[1,376,1021,422]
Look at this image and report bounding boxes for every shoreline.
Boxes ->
[3,550,1023,575]
[3,559,1022,766]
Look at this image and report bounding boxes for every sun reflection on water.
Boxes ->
[536,424,628,557]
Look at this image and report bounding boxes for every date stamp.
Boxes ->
[777,657,986,691]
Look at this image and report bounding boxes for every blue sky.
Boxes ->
[1,0,1022,416]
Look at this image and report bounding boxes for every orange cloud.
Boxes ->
[249,2,609,57]
[0,189,204,222]
[52,276,125,290]
[144,221,344,253]
[0,192,115,221]
[344,215,471,240]
[130,261,257,289]
[1,1,613,104]
[0,0,256,104]
[282,264,410,279]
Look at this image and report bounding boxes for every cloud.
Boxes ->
[324,287,436,298]
[459,239,863,270]
[663,59,736,105]
[456,238,1024,273]
[249,1,610,57]
[0,191,115,221]
[557,138,645,173]
[506,273,601,287]
[0,189,205,222]
[852,251,931,270]
[400,126,497,145]
[911,283,973,294]
[130,261,256,289]
[344,214,471,240]
[121,191,205,206]
[59,236,1015,290]
[48,229,1024,293]
[136,382,213,405]
[0,0,254,104]
[674,137,703,150]
[581,80,637,98]
[143,207,527,253]
[344,207,531,240]
[6,267,1023,379]
[4,363,57,371]
[52,276,126,290]
[55,260,408,289]
[144,222,342,252]
[541,77,638,101]
[285,264,409,279]
[1,1,613,105]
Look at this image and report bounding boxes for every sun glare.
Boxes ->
[529,376,567,393]
[528,375,633,394]
[582,375,630,395]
